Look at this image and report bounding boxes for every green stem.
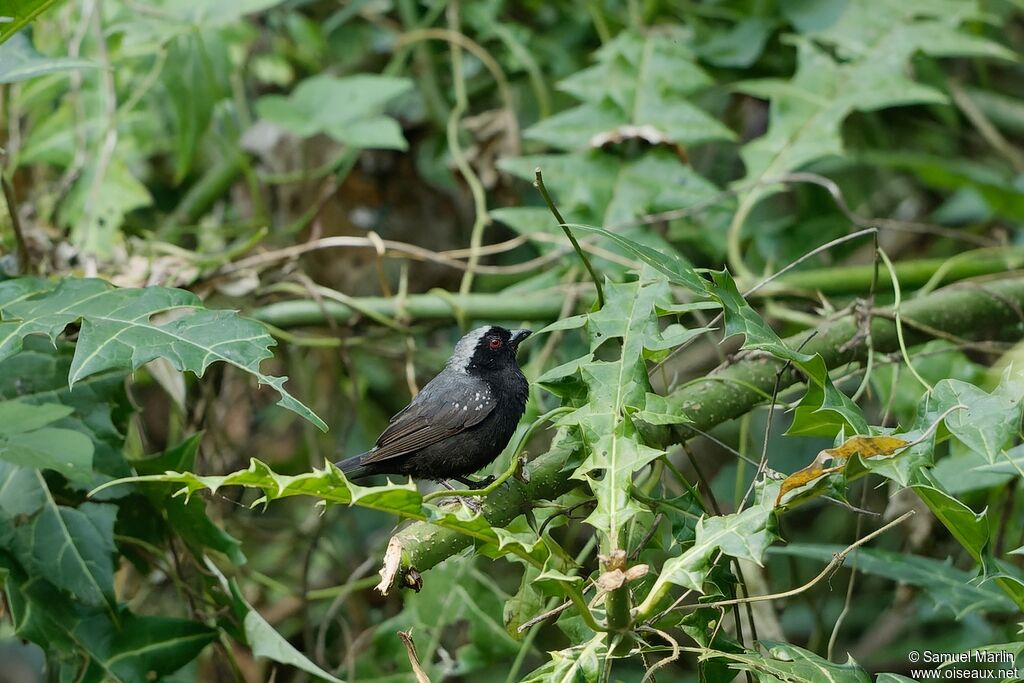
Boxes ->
[534,168,605,308]
[248,249,1024,328]
[390,275,1024,588]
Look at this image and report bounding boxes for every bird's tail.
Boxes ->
[335,452,373,481]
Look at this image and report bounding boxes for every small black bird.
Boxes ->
[337,325,531,486]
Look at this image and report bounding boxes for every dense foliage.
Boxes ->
[1,1,1023,681]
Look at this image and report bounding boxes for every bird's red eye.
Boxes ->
[488,338,503,350]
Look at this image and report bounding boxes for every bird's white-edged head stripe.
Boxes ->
[446,325,493,373]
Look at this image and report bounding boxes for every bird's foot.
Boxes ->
[437,481,485,513]
[455,475,495,490]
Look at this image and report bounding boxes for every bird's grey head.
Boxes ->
[447,325,532,374]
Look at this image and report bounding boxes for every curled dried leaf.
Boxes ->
[624,564,649,581]
[377,536,403,596]
[397,630,432,683]
[596,569,626,592]
[776,435,909,506]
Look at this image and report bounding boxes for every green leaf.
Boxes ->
[255,74,412,150]
[733,0,1012,211]
[58,159,153,257]
[912,480,989,561]
[0,424,93,483]
[161,32,232,181]
[566,224,707,294]
[204,561,344,683]
[774,544,1016,617]
[0,339,132,484]
[522,635,606,683]
[930,374,1024,463]
[707,641,870,683]
[647,480,779,596]
[526,28,734,150]
[132,435,245,565]
[0,277,326,431]
[504,564,546,639]
[500,149,725,229]
[555,279,686,545]
[0,32,95,83]
[4,466,117,607]
[707,269,867,435]
[2,560,216,682]
[0,4,61,45]
[97,458,537,566]
[630,392,692,426]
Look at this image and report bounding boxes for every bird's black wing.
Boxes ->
[359,377,496,464]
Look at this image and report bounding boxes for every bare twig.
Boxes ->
[535,168,605,307]
[671,511,915,613]
[1,174,30,274]
[397,630,432,683]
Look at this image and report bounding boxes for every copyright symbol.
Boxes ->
[909,651,920,663]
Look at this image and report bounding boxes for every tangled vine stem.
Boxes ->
[534,168,606,307]
[388,275,1024,582]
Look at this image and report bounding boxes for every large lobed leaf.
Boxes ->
[734,0,1012,205]
[0,277,326,430]
[645,479,779,598]
[705,641,871,683]
[256,74,413,150]
[0,461,117,609]
[551,278,701,546]
[2,558,216,683]
[526,28,734,150]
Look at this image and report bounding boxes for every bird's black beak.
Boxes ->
[509,328,532,350]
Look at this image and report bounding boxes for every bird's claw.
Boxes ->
[454,475,495,490]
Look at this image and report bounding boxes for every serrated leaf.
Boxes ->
[255,74,412,150]
[566,224,707,294]
[647,480,779,596]
[0,278,326,430]
[526,29,733,150]
[733,0,1012,214]
[133,435,244,564]
[98,458,546,567]
[774,544,1016,617]
[2,559,215,682]
[707,270,867,436]
[5,467,116,608]
[706,641,870,683]
[555,280,688,545]
[930,374,1024,464]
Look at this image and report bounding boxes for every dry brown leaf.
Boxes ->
[596,569,626,592]
[376,536,403,596]
[776,435,909,506]
[397,630,432,683]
